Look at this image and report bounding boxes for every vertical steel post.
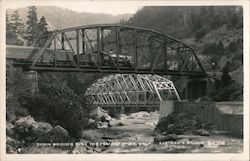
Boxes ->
[54,36,57,67]
[116,26,120,69]
[149,34,153,71]
[164,38,167,71]
[76,29,80,69]
[97,27,101,67]
[61,33,65,50]
[133,31,137,71]
[101,28,104,51]
[82,29,85,55]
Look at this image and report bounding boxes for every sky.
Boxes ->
[5,1,143,15]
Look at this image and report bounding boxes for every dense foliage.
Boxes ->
[125,6,242,41]
[6,6,49,46]
[6,64,97,137]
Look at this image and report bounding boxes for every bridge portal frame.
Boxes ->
[20,24,207,77]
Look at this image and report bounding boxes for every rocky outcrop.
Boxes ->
[155,112,215,136]
[13,115,39,141]
[6,115,76,153]
[36,125,73,144]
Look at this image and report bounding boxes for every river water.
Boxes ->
[75,111,243,153]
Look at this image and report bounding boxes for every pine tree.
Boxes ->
[37,16,49,46]
[6,13,12,33]
[221,61,231,87]
[217,40,225,55]
[38,16,48,33]
[10,10,25,41]
[26,6,38,45]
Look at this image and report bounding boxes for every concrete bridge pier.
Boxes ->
[159,101,174,120]
[26,70,39,95]
[159,78,210,119]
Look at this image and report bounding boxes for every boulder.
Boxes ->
[14,116,39,138]
[86,148,94,154]
[6,122,15,137]
[167,124,175,129]
[6,144,14,154]
[51,125,69,137]
[37,122,53,136]
[194,129,210,136]
[109,118,120,126]
[81,130,103,141]
[72,146,88,154]
[6,136,16,147]
[37,125,72,143]
[117,122,124,126]
[91,107,112,122]
[72,139,90,154]
[154,134,178,143]
[94,147,103,153]
[98,121,109,128]
[88,118,95,124]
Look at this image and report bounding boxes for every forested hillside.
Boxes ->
[7,6,132,30]
[124,6,243,101]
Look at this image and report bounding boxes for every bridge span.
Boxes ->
[85,74,181,108]
[6,24,207,77]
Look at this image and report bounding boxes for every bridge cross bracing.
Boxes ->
[6,24,207,77]
[85,74,180,107]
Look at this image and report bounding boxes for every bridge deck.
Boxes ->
[6,24,207,77]
[6,45,206,77]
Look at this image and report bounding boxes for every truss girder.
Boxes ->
[85,74,181,107]
[7,24,207,77]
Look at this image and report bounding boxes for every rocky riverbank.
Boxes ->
[6,108,243,154]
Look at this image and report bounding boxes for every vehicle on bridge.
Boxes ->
[7,45,133,68]
[74,51,133,67]
[6,24,207,77]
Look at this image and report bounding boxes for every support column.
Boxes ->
[159,100,174,120]
[26,70,38,94]
[121,106,125,114]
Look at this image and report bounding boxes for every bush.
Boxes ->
[195,27,207,41]
[6,64,31,122]
[25,75,95,137]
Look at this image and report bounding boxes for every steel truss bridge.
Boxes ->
[7,24,207,77]
[85,74,181,107]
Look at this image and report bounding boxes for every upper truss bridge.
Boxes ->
[6,24,207,77]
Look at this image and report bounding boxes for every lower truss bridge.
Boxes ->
[85,74,181,108]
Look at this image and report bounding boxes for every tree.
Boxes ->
[217,40,225,55]
[26,6,39,45]
[190,11,201,32]
[10,10,25,41]
[37,16,49,46]
[6,13,12,33]
[221,61,231,87]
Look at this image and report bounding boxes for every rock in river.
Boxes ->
[154,134,178,143]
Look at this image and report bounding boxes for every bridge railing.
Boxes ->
[7,24,207,77]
